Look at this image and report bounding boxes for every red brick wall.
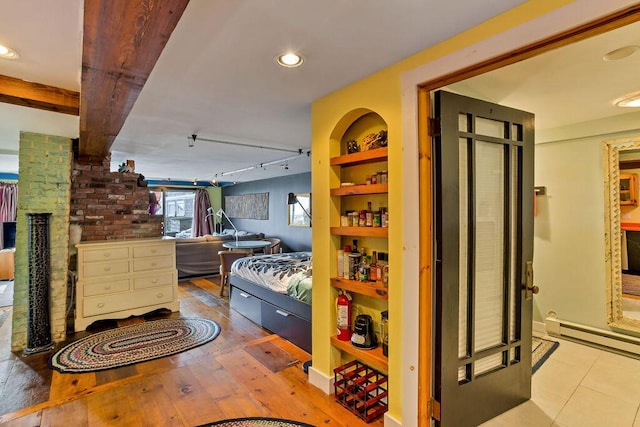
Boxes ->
[70,156,163,241]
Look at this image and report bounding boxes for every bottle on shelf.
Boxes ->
[343,245,351,279]
[370,251,378,282]
[381,253,389,287]
[348,241,360,280]
[381,310,389,357]
[366,201,373,227]
[358,255,370,282]
[375,252,383,282]
[337,249,344,278]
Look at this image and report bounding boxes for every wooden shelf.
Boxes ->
[330,277,388,300]
[330,147,388,167]
[331,183,388,197]
[331,336,388,373]
[330,227,388,237]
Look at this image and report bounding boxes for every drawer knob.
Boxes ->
[240,292,250,298]
[151,249,157,253]
[276,310,290,317]
[104,253,111,258]
[104,266,111,272]
[97,303,105,308]
[151,279,157,284]
[104,285,111,290]
[156,293,163,298]
[151,262,157,267]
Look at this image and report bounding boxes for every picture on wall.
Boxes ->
[225,192,269,219]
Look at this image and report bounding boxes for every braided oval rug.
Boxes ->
[198,418,315,427]
[50,317,220,373]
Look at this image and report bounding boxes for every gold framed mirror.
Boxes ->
[604,136,640,333]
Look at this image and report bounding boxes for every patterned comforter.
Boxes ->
[230,252,312,303]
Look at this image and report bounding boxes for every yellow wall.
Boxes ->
[311,0,599,423]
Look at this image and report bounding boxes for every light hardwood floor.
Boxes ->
[0,277,383,426]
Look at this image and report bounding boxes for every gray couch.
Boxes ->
[175,231,264,278]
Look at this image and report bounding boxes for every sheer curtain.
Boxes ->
[0,183,17,249]
[192,189,213,237]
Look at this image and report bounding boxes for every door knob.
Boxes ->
[526,285,539,294]
[524,261,538,299]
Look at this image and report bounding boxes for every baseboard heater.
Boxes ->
[545,316,640,356]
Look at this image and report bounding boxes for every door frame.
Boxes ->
[410,4,640,425]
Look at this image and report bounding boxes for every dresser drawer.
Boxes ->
[82,247,130,263]
[82,260,130,278]
[83,279,130,297]
[134,273,174,290]
[133,244,174,258]
[133,255,174,272]
[230,288,261,325]
[83,285,174,317]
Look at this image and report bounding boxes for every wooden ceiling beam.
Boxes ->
[80,0,189,159]
[0,75,79,116]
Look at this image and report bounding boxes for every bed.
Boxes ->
[229,252,312,353]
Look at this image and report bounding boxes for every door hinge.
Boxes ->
[428,117,441,137]
[427,398,441,421]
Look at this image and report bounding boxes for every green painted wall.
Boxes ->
[12,132,72,351]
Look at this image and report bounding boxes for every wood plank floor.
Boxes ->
[0,277,384,426]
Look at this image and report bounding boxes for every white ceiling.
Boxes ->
[1,1,639,183]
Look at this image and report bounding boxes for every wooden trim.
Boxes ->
[621,160,640,170]
[417,4,640,92]
[416,6,640,427]
[417,87,432,426]
[0,75,79,116]
[80,0,190,158]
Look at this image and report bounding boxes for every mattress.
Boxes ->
[231,252,312,302]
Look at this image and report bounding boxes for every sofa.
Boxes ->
[175,230,264,278]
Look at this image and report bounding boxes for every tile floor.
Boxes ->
[481,336,640,426]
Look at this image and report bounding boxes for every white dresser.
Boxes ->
[74,238,179,331]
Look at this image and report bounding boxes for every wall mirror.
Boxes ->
[288,193,311,227]
[604,136,640,334]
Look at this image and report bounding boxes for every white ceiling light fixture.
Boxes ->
[603,45,640,61]
[276,52,304,68]
[615,91,640,108]
[0,44,19,59]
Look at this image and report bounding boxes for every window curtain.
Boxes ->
[0,183,17,249]
[192,189,213,237]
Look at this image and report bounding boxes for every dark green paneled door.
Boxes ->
[433,90,535,426]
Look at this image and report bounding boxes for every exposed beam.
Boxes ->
[80,0,190,159]
[0,75,79,116]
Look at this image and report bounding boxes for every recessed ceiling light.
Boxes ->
[0,44,19,59]
[603,45,640,61]
[276,52,304,68]
[615,91,640,108]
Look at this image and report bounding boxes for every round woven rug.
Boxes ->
[198,418,315,427]
[50,317,220,373]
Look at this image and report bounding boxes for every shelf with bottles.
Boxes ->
[330,147,388,167]
[330,226,388,237]
[330,277,388,300]
[331,183,388,197]
[330,335,388,373]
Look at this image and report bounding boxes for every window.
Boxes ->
[150,190,196,237]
